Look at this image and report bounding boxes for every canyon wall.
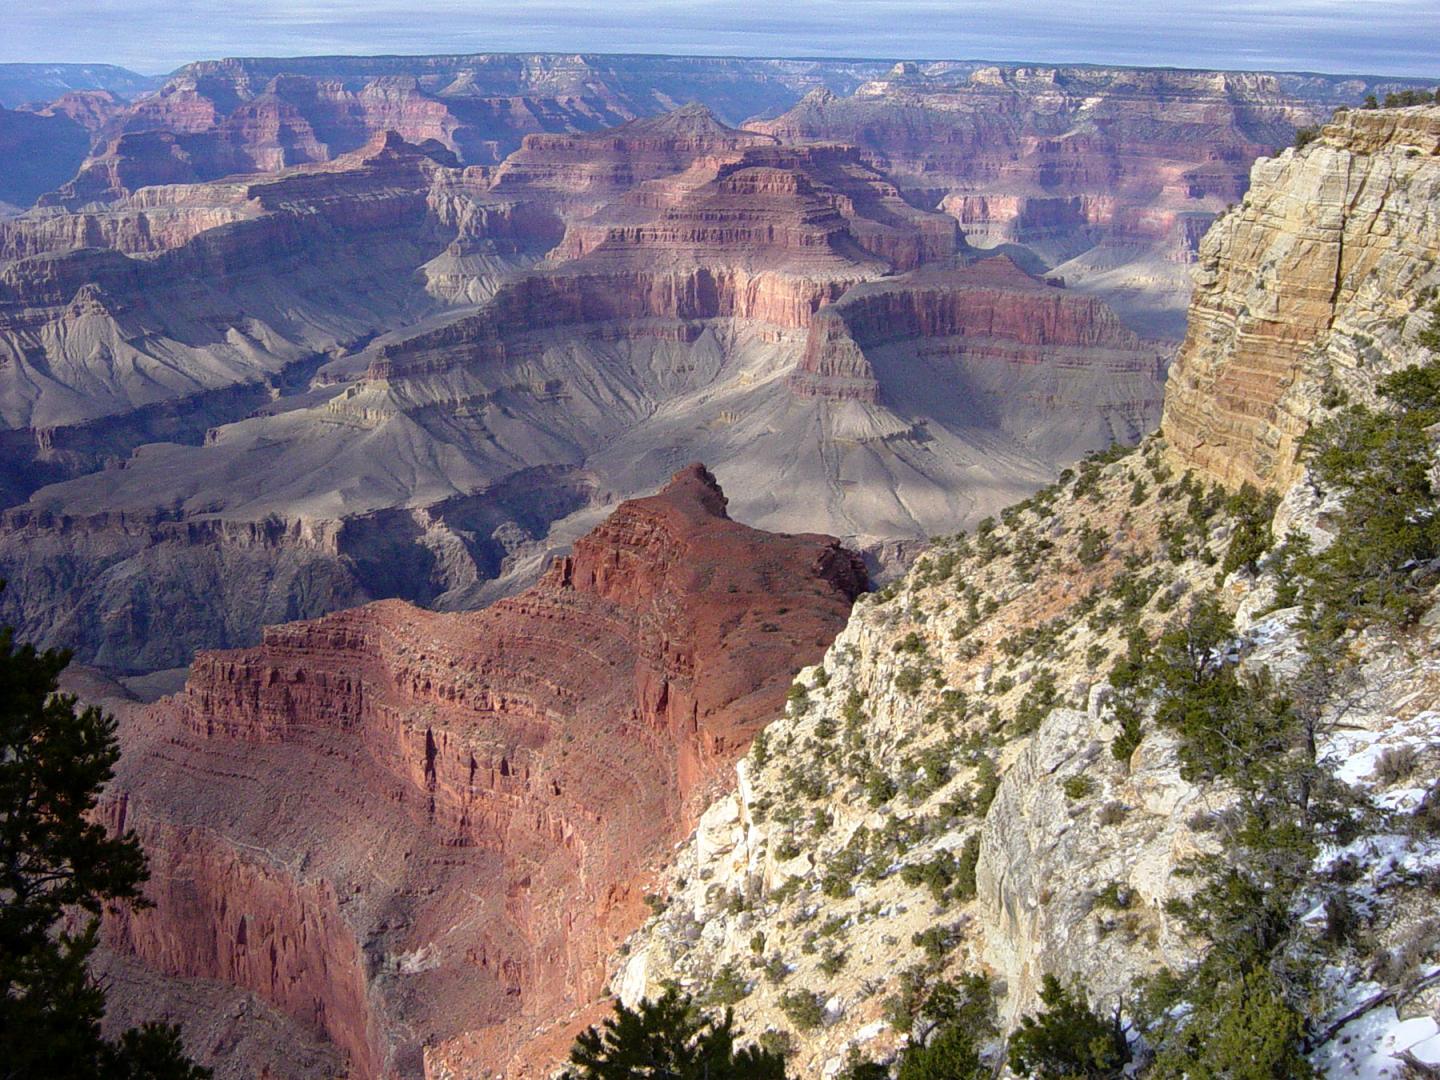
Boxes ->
[1162,104,1440,490]
[102,466,866,1077]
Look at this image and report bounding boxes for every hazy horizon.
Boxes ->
[4,1,1437,79]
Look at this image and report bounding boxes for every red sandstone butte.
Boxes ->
[102,464,866,1078]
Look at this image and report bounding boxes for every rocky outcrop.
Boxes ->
[791,255,1166,409]
[489,104,777,209]
[1162,104,1440,491]
[102,465,865,1077]
[557,143,959,273]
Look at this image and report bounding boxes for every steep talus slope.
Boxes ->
[100,465,866,1078]
[616,106,1440,1077]
[0,133,485,487]
[1161,104,1440,491]
[790,256,1166,459]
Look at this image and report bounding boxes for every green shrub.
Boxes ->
[1221,484,1281,577]
[1007,975,1129,1079]
[1013,669,1060,736]
[895,631,927,655]
[1093,881,1133,910]
[953,833,981,901]
[973,757,1001,816]
[778,989,825,1031]
[705,962,750,1006]
[1148,971,1315,1079]
[866,768,898,807]
[912,924,961,964]
[894,666,928,695]
[1077,521,1108,566]
[750,729,770,768]
[1296,360,1440,636]
[758,1030,795,1059]
[897,1023,989,1080]
[563,986,786,1080]
[1062,774,1096,800]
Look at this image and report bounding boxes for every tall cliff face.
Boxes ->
[101,465,866,1078]
[1162,105,1440,491]
[614,106,1440,1078]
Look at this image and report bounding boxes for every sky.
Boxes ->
[2,0,1437,78]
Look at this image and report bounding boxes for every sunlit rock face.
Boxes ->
[1163,105,1440,491]
[100,465,866,1078]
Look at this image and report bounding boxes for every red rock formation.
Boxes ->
[559,143,958,273]
[104,465,866,1077]
[38,56,887,203]
[489,103,777,206]
[790,256,1167,402]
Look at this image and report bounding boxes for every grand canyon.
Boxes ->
[1,38,1439,1080]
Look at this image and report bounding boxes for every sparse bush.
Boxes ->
[894,666,928,695]
[1062,774,1096,801]
[1097,802,1128,827]
[1372,745,1419,785]
[1221,484,1281,577]
[1013,669,1060,737]
[761,953,788,984]
[1093,881,1133,911]
[895,631,927,655]
[757,1030,796,1059]
[912,923,961,964]
[866,768,898,807]
[1077,521,1108,566]
[778,989,825,1032]
[705,962,750,1006]
[750,729,770,768]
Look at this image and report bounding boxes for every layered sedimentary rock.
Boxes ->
[749,64,1425,336]
[101,465,866,1077]
[0,109,1169,669]
[0,132,536,498]
[557,143,958,273]
[44,55,891,203]
[1161,104,1440,491]
[790,256,1167,461]
[489,103,778,209]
